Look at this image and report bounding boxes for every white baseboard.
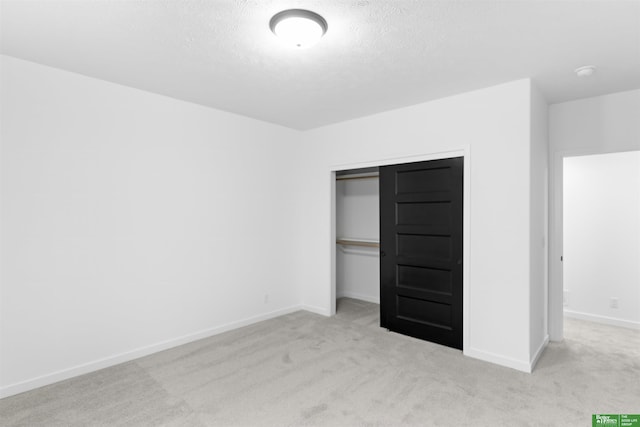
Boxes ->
[530,335,550,371]
[2,302,558,399]
[0,305,303,399]
[464,347,532,373]
[337,291,380,304]
[564,309,640,330]
[300,304,332,317]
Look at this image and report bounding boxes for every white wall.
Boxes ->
[0,56,300,397]
[563,152,640,328]
[336,177,379,303]
[548,89,640,341]
[529,84,549,364]
[293,79,544,372]
[0,56,556,396]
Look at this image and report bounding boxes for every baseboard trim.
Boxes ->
[530,335,550,372]
[564,309,640,330]
[0,305,303,399]
[464,347,532,373]
[337,291,380,304]
[300,304,332,317]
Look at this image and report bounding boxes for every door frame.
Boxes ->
[330,146,471,352]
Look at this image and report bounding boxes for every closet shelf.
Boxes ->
[336,173,379,181]
[336,238,380,248]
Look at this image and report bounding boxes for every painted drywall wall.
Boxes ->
[293,79,539,371]
[336,178,379,303]
[0,55,553,396]
[548,89,640,341]
[0,55,300,397]
[529,84,549,363]
[563,152,640,328]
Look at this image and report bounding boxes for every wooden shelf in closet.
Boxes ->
[336,239,380,248]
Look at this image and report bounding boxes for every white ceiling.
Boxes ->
[2,0,639,130]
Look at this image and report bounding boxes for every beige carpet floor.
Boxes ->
[1,298,638,426]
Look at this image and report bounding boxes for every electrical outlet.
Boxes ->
[610,297,619,309]
[563,290,569,307]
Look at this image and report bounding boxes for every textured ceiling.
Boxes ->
[1,0,639,130]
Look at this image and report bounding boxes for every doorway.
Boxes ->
[562,151,640,331]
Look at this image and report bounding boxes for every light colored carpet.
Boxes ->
[1,298,638,426]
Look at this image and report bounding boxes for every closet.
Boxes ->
[335,157,464,350]
[335,167,380,304]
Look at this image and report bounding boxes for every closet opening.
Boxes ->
[332,156,465,350]
[335,167,380,315]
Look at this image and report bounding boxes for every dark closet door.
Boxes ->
[380,157,463,350]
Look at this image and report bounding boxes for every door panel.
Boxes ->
[397,235,452,261]
[397,202,452,228]
[396,167,451,193]
[397,265,452,294]
[396,296,452,329]
[380,157,463,349]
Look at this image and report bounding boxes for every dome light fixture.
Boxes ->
[575,65,596,78]
[269,9,328,48]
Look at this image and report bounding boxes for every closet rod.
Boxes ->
[336,174,379,181]
[336,239,380,248]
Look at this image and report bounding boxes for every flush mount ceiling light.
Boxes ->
[269,9,328,48]
[575,65,596,78]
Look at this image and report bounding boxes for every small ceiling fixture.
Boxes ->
[575,65,596,78]
[270,9,328,48]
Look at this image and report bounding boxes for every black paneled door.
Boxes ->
[380,157,463,350]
